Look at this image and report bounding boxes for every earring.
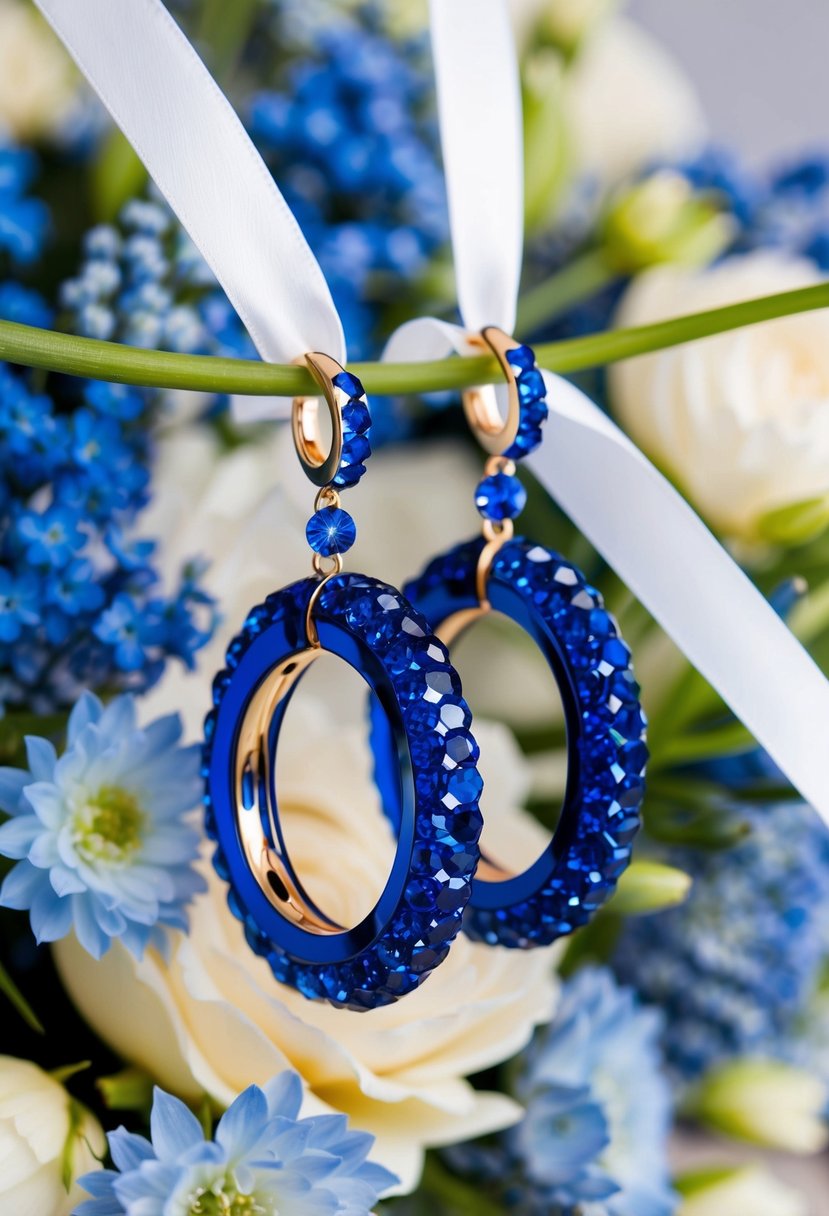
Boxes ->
[202,355,484,1010]
[373,330,647,948]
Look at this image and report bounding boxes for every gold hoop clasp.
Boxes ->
[292,351,347,487]
[462,326,522,455]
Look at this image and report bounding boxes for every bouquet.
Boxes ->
[1,2,829,1214]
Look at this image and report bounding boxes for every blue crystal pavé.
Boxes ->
[372,536,646,948]
[203,572,483,1010]
[332,370,372,489]
[504,343,549,461]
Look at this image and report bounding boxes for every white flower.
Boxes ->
[0,1055,105,1216]
[54,425,560,1192]
[0,0,78,141]
[690,1059,829,1155]
[565,16,705,191]
[610,251,829,541]
[678,1164,808,1216]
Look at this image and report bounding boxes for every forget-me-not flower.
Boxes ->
[0,690,206,959]
[75,1072,398,1215]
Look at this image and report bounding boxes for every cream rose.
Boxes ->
[564,16,705,190]
[0,0,78,141]
[610,251,829,541]
[54,425,561,1191]
[0,1055,105,1216]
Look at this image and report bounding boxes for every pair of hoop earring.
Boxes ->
[203,332,647,1011]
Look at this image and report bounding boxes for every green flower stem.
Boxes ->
[0,282,827,397]
[417,1155,503,1216]
[516,246,615,332]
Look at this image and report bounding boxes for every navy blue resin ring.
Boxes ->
[204,572,484,1010]
[373,537,647,948]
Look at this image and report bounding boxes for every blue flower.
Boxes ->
[0,691,206,959]
[0,567,40,643]
[514,968,677,1216]
[0,145,49,265]
[448,968,676,1215]
[16,505,85,569]
[75,1072,397,1215]
[614,802,829,1089]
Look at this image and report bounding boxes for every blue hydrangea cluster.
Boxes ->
[248,7,447,360]
[681,148,829,270]
[76,1072,397,1214]
[0,144,49,267]
[61,195,254,363]
[614,801,829,1090]
[0,166,215,716]
[445,967,676,1215]
[0,353,215,715]
[204,573,483,1010]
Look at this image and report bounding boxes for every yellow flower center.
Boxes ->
[73,786,145,863]
[186,1179,276,1216]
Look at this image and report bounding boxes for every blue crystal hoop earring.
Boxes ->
[203,354,484,1009]
[373,329,646,948]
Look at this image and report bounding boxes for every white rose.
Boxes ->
[0,1055,105,1216]
[54,425,560,1191]
[678,1165,808,1216]
[0,0,78,141]
[610,251,829,541]
[565,16,705,190]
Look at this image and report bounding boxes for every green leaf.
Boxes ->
[98,1066,154,1113]
[674,1166,742,1197]
[649,719,756,770]
[51,1061,91,1086]
[92,128,147,222]
[609,860,692,915]
[757,495,829,546]
[522,50,572,233]
[0,957,45,1034]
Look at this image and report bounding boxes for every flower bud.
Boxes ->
[602,171,734,273]
[0,1055,105,1216]
[688,1059,829,1154]
[611,860,692,915]
[677,1164,808,1216]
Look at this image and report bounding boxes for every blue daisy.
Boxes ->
[75,1072,397,1215]
[0,690,206,959]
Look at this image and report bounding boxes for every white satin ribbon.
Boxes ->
[35,0,344,376]
[385,4,829,820]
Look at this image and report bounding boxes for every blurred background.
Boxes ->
[631,0,829,162]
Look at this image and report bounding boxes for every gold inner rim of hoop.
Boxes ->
[234,648,346,935]
[292,351,346,487]
[461,326,521,455]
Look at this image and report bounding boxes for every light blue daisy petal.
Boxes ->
[215,1085,269,1160]
[50,863,87,897]
[1,860,47,909]
[263,1070,304,1122]
[73,1197,125,1216]
[97,695,137,748]
[30,885,73,942]
[94,901,128,937]
[0,813,41,860]
[118,920,154,960]
[0,768,29,816]
[73,892,113,958]
[113,1158,181,1205]
[149,1088,205,1163]
[24,781,66,829]
[24,735,57,782]
[67,691,103,744]
[108,1128,155,1173]
[28,830,61,869]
